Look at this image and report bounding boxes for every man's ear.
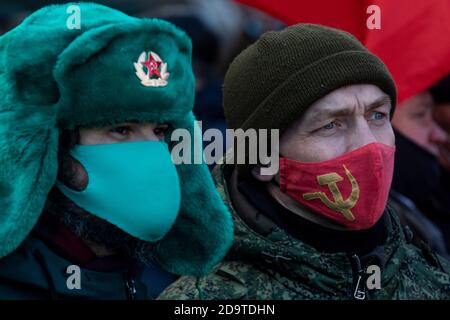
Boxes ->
[251,165,277,182]
[57,153,89,191]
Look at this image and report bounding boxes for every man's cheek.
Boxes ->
[437,141,450,171]
[379,124,395,147]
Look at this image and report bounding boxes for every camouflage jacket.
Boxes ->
[159,164,450,300]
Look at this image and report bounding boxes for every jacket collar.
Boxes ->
[34,213,133,272]
[213,163,407,294]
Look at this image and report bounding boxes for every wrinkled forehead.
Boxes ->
[304,84,390,119]
[310,84,390,112]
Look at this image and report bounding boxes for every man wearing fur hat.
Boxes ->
[160,24,450,299]
[0,3,232,299]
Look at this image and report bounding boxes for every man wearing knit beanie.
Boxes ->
[160,24,450,300]
[0,3,233,299]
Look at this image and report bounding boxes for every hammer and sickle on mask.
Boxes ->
[302,165,360,221]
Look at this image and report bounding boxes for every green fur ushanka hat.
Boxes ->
[0,2,233,276]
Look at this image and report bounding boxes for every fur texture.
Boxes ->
[0,2,233,276]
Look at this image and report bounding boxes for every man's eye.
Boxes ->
[322,122,336,130]
[370,111,387,121]
[410,110,428,119]
[110,126,132,135]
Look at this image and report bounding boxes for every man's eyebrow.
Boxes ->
[366,95,391,111]
[308,106,353,123]
[308,95,391,122]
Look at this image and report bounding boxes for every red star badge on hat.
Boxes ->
[134,51,170,87]
[141,53,162,79]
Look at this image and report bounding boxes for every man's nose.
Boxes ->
[429,123,449,145]
[350,119,378,151]
[132,124,162,142]
[140,130,160,141]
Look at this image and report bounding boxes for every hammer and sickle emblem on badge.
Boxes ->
[303,165,359,221]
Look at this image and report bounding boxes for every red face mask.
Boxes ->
[279,142,395,230]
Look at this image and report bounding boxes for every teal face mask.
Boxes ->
[56,141,181,242]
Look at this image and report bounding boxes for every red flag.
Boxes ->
[237,0,450,103]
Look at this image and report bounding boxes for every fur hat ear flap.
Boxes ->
[0,108,59,258]
[155,112,233,276]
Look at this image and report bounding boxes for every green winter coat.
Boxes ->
[159,164,450,300]
[0,235,150,300]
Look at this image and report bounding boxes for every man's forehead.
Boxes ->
[306,84,391,116]
[315,84,388,106]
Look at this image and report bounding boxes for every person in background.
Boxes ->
[431,75,450,171]
[390,76,450,258]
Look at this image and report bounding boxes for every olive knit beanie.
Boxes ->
[224,24,397,134]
